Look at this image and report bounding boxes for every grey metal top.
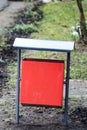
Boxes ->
[13,38,74,52]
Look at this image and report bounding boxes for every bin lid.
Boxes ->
[13,38,74,52]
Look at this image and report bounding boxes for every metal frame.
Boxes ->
[16,49,21,124]
[64,52,70,124]
[16,50,71,125]
[14,38,74,125]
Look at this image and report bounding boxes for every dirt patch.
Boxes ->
[70,107,87,126]
[0,61,7,97]
[1,105,87,130]
[75,42,87,51]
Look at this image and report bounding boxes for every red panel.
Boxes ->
[20,58,64,107]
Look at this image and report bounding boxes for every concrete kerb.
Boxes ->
[69,79,87,98]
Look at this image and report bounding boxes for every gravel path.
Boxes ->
[0,1,27,27]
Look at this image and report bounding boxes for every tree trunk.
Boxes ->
[76,0,87,44]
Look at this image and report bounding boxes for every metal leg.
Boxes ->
[64,52,71,125]
[16,49,21,124]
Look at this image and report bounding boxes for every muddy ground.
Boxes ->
[0,1,87,130]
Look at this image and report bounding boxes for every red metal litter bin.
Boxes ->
[20,58,64,107]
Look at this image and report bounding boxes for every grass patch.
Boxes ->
[71,51,87,79]
[7,62,17,88]
[31,1,80,40]
[11,24,37,34]
[0,27,7,48]
[30,1,87,79]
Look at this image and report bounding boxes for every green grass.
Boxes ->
[11,24,37,34]
[7,62,17,88]
[0,27,7,47]
[71,51,87,79]
[31,1,81,40]
[30,1,87,79]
